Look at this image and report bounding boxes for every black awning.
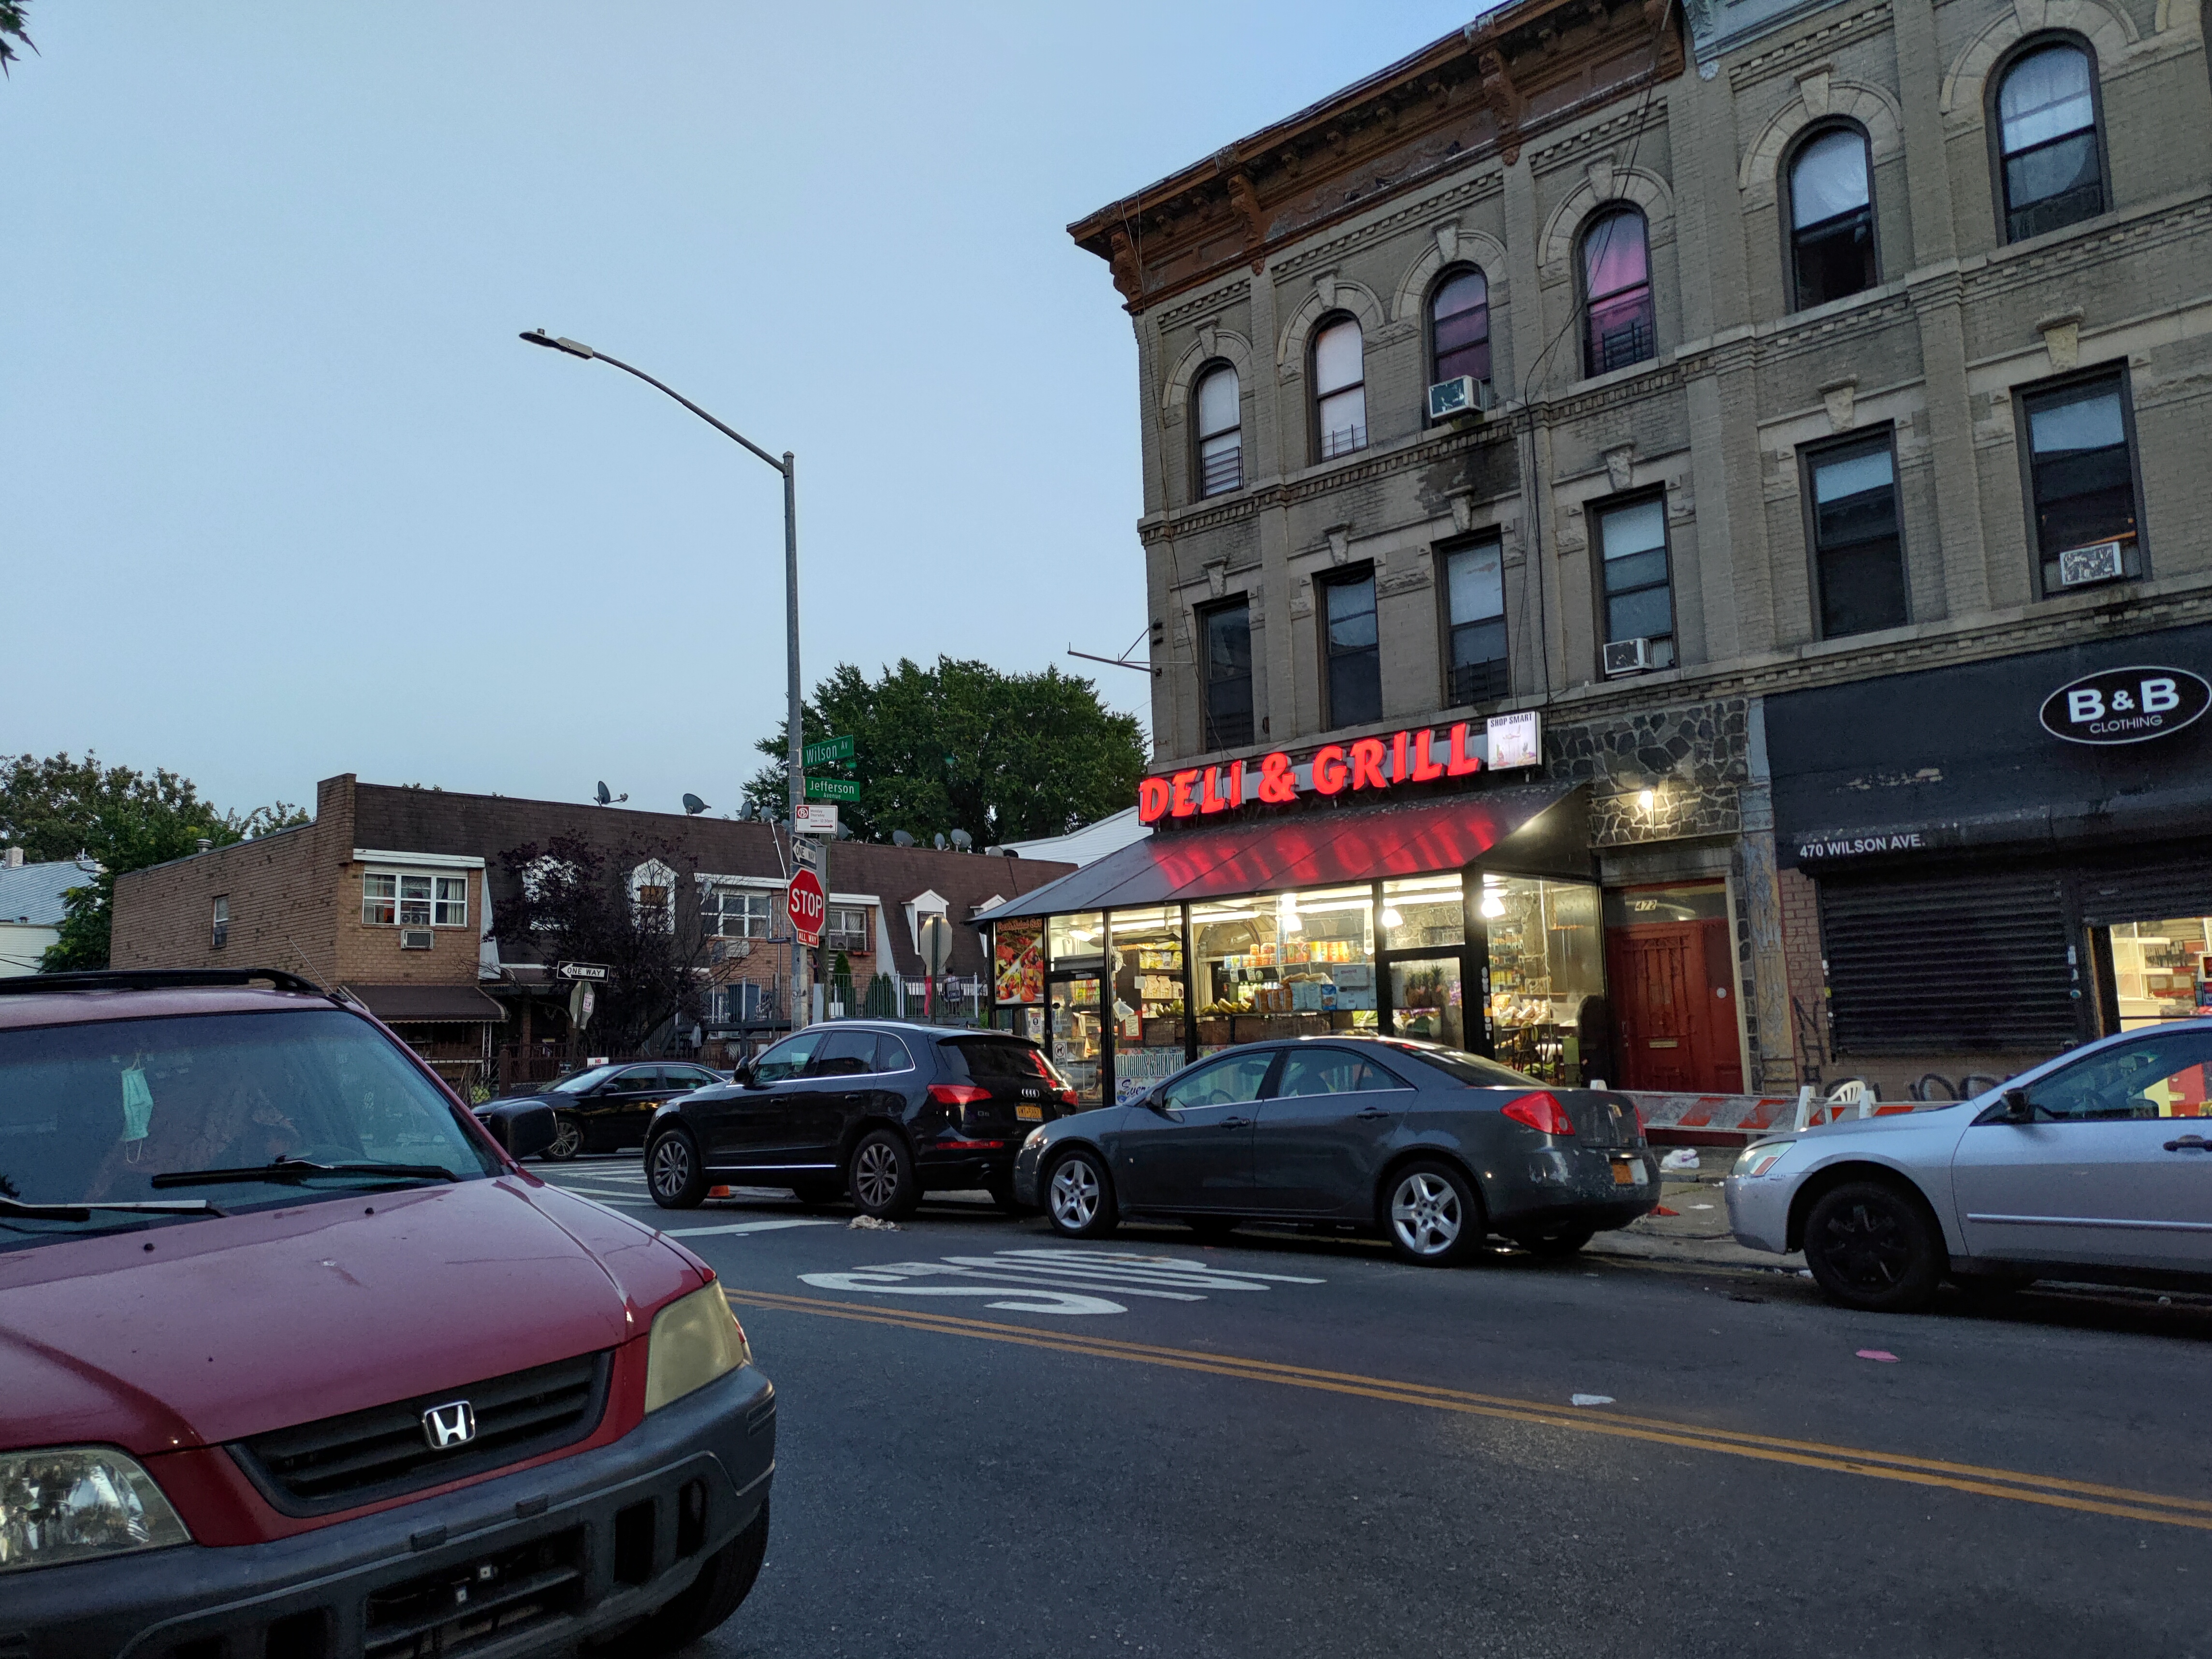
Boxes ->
[345,983,506,1023]
[984,783,1582,920]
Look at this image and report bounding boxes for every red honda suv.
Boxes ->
[0,970,774,1657]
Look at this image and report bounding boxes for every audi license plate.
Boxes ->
[1016,1104,1044,1121]
[1612,1160,1640,1186]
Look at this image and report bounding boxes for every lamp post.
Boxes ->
[520,329,808,1033]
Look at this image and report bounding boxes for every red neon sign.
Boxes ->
[1137,722,1484,825]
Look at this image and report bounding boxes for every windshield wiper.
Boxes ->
[0,1195,223,1221]
[150,1158,461,1190]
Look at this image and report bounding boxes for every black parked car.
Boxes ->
[643,1022,1077,1218]
[478,1061,726,1161]
[1010,1036,1659,1266]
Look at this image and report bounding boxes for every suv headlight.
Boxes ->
[643,1282,754,1414]
[1733,1141,1795,1179]
[0,1447,191,1573]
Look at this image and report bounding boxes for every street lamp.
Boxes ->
[521,328,808,1030]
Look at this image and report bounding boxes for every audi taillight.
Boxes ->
[1058,1088,1079,1107]
[1501,1091,1576,1136]
[1632,1103,1647,1137]
[927,1083,991,1108]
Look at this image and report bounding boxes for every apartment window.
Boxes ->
[1321,568,1382,728]
[363,873,397,926]
[1194,364,1242,497]
[433,876,467,927]
[1996,41,2106,242]
[1597,497,1675,670]
[210,894,229,950]
[825,906,870,953]
[1789,127,1876,308]
[1806,433,1908,638]
[1429,268,1490,390]
[1581,208,1654,376]
[709,886,773,938]
[2023,372,2142,593]
[398,875,433,926]
[1200,598,1254,749]
[1442,540,1509,705]
[1313,317,1367,460]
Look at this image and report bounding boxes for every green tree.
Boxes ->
[0,753,307,970]
[0,2,34,75]
[742,657,1145,846]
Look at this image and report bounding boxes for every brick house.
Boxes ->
[110,774,1072,1091]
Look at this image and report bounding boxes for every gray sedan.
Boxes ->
[1727,1018,2212,1311]
[1010,1036,1659,1266]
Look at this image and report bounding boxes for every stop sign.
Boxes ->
[786,868,825,946]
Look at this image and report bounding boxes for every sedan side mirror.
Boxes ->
[2000,1087,2035,1124]
[486,1102,557,1160]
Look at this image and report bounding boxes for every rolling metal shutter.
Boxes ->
[1818,867,2077,1054]
[2074,849,2212,927]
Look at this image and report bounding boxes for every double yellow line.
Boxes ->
[725,1286,2212,1532]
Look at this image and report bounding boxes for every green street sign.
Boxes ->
[802,735,856,767]
[803,775,861,803]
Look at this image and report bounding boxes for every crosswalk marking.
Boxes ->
[663,1219,844,1238]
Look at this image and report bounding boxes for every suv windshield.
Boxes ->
[549,1065,621,1095]
[0,1008,496,1248]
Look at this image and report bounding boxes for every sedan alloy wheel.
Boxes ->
[1045,1148,1118,1238]
[1803,1179,1941,1312]
[544,1113,584,1162]
[1385,1161,1481,1266]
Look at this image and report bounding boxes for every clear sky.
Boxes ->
[2,1,1485,820]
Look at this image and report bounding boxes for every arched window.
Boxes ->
[1996,41,2105,242]
[1581,208,1654,377]
[1312,317,1367,460]
[1429,268,1490,391]
[1789,127,1876,309]
[1193,363,1241,498]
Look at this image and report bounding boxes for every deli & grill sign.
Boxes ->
[1137,718,1515,826]
[2038,666,2210,746]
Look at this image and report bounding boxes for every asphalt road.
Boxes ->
[539,1156,2212,1659]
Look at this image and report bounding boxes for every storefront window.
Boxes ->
[2106,917,2212,1031]
[1108,907,1187,1102]
[1381,874,1463,950]
[1484,876,1602,1083]
[1048,973,1103,1106]
[1048,912,1105,970]
[1192,886,1377,1057]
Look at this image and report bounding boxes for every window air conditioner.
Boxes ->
[2056,540,2125,587]
[1427,376,1495,422]
[1602,638,1652,676]
[400,928,434,950]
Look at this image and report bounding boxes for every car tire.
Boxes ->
[1185,1215,1239,1241]
[789,1180,843,1208]
[1803,1179,1942,1313]
[1382,1160,1483,1267]
[848,1131,920,1220]
[646,1129,708,1210]
[1511,1225,1594,1258]
[542,1113,585,1163]
[1044,1147,1118,1238]
[623,1497,770,1656]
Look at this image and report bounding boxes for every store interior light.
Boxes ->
[1381,907,1404,930]
[1481,892,1506,919]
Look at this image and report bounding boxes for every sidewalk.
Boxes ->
[1589,1152,1807,1273]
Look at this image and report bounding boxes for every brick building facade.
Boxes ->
[1067,0,2212,1095]
[111,775,1072,1091]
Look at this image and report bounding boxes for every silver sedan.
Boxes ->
[1726,1019,2212,1311]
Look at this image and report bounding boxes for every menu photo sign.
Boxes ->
[992,918,1043,1005]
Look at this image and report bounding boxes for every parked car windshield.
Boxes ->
[1381,1041,1543,1090]
[549,1065,621,1094]
[0,1008,497,1248]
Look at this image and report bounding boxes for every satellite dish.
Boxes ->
[835,822,853,841]
[595,782,611,806]
[735,801,756,822]
[683,793,709,816]
[950,829,973,851]
[891,830,915,848]
[933,833,947,851]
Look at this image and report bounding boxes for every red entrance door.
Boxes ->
[1606,918,1743,1094]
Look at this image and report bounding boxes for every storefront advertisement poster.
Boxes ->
[993,920,1043,1004]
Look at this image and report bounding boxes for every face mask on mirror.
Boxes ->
[121,1067,153,1142]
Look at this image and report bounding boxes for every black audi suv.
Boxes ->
[642,1021,1077,1218]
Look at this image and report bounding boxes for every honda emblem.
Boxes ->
[422,1399,477,1450]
